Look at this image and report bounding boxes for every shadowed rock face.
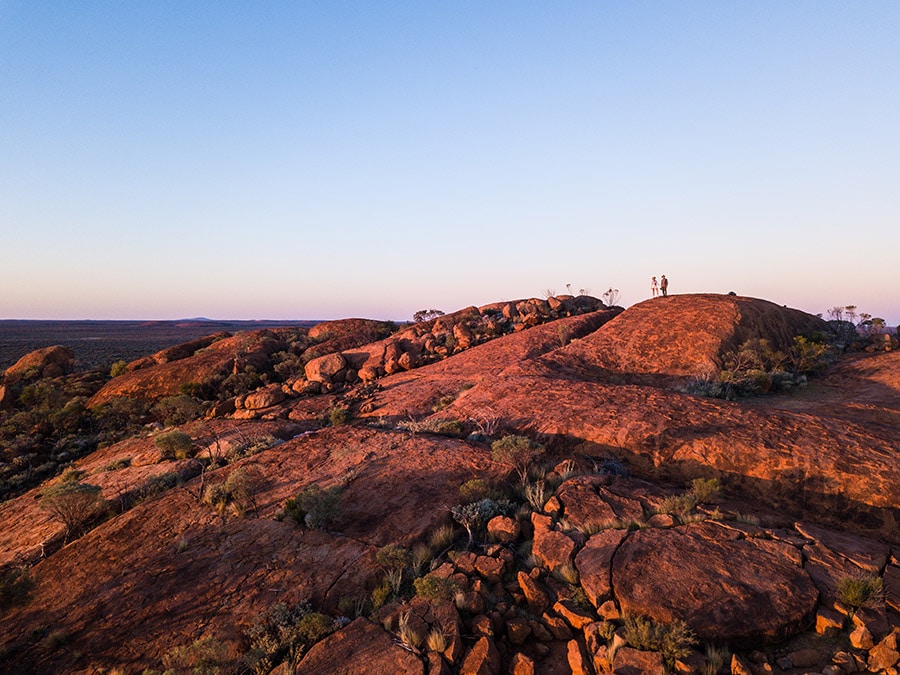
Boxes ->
[0,293,897,674]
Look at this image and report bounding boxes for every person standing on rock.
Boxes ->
[660,275,669,297]
[651,276,659,298]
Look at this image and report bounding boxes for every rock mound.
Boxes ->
[547,294,826,381]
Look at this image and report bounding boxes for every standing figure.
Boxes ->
[660,275,669,297]
[651,276,659,298]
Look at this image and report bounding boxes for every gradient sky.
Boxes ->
[1,2,898,324]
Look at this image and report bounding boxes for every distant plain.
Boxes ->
[0,320,316,371]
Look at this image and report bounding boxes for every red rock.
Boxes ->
[452,550,478,575]
[731,654,754,675]
[305,352,347,383]
[460,636,501,675]
[612,646,665,674]
[295,617,424,674]
[533,523,576,572]
[508,652,535,675]
[786,648,824,669]
[470,614,494,637]
[427,651,452,675]
[612,523,818,648]
[568,639,596,675]
[575,529,627,608]
[868,630,900,671]
[3,345,76,385]
[517,571,550,615]
[542,613,573,640]
[475,555,505,583]
[242,383,286,409]
[553,600,595,631]
[505,616,531,645]
[816,606,844,636]
[487,515,520,543]
[849,623,874,650]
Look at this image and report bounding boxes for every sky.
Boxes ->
[1,2,898,324]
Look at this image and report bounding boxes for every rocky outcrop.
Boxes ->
[126,332,231,371]
[2,345,75,384]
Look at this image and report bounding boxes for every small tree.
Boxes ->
[40,481,104,538]
[413,309,445,323]
[109,360,128,378]
[602,287,620,306]
[155,430,196,460]
[491,435,546,484]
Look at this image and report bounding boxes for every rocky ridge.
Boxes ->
[0,293,897,674]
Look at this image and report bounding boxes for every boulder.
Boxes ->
[568,638,595,675]
[611,523,818,648]
[612,646,665,674]
[517,571,550,615]
[460,636,500,675]
[241,384,285,410]
[3,345,75,384]
[532,513,576,572]
[295,617,424,674]
[486,515,519,543]
[575,529,628,608]
[304,352,347,383]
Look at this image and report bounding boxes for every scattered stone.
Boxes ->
[568,638,596,675]
[868,630,900,671]
[553,599,595,630]
[505,616,531,645]
[509,652,535,675]
[544,496,563,517]
[518,571,550,615]
[831,651,858,673]
[470,614,494,637]
[816,606,845,636]
[304,352,347,383]
[487,515,519,543]
[597,599,620,621]
[460,636,501,675]
[532,513,576,572]
[786,648,823,669]
[612,646,665,674]
[542,613,573,640]
[475,555,505,583]
[242,383,285,409]
[731,653,755,675]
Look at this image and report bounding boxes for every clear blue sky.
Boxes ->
[2,2,898,324]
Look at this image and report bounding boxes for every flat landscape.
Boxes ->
[0,320,317,372]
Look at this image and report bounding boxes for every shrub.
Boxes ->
[376,544,412,593]
[450,498,512,548]
[154,430,195,460]
[459,479,500,502]
[414,575,462,602]
[690,477,721,503]
[397,418,463,436]
[39,481,104,538]
[162,636,231,673]
[109,360,128,378]
[491,435,546,484]
[836,573,884,608]
[328,406,351,427]
[285,484,341,530]
[223,466,265,516]
[789,335,830,374]
[623,615,696,666]
[426,625,450,653]
[244,601,333,672]
[151,395,203,426]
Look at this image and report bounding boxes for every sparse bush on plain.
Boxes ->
[328,406,351,427]
[109,360,128,378]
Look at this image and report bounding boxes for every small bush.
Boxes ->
[103,458,131,472]
[690,477,721,503]
[40,481,104,538]
[370,577,392,611]
[459,479,500,502]
[109,360,128,378]
[414,575,462,602]
[162,635,231,673]
[450,498,512,548]
[426,625,450,653]
[328,406,351,427]
[623,615,696,666]
[836,574,884,608]
[154,430,195,460]
[491,435,545,484]
[285,484,342,530]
